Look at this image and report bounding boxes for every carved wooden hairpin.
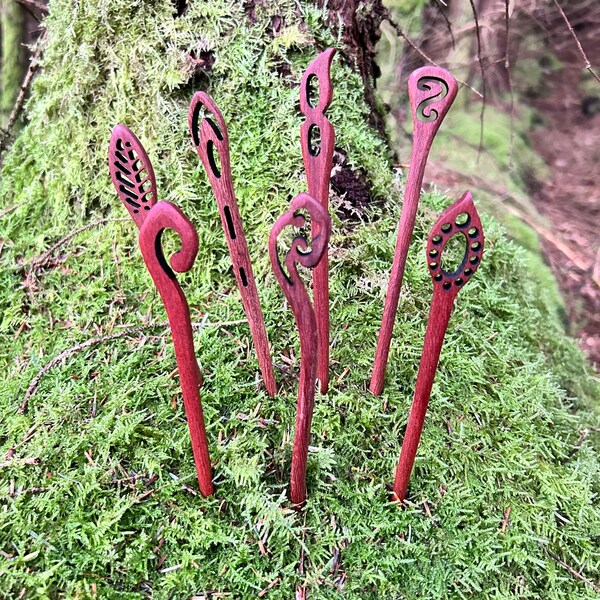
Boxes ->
[189,92,277,398]
[393,191,484,502]
[109,125,214,497]
[268,193,331,505]
[371,66,458,396]
[300,48,336,394]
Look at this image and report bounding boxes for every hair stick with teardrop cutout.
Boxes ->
[269,193,331,505]
[189,93,277,398]
[109,125,214,497]
[300,48,336,394]
[393,191,484,502]
[371,67,458,396]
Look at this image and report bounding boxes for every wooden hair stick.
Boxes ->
[370,67,458,396]
[189,93,277,397]
[393,191,484,502]
[269,193,331,505]
[109,125,214,497]
[300,48,336,394]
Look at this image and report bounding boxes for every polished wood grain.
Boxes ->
[189,92,277,398]
[109,125,214,497]
[269,193,331,505]
[300,48,336,394]
[392,191,484,502]
[371,67,458,396]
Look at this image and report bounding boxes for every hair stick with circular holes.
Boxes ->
[392,191,484,503]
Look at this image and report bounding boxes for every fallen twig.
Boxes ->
[19,319,246,413]
[258,577,280,598]
[29,217,129,270]
[0,34,46,155]
[546,549,600,594]
[0,204,23,220]
[383,17,483,99]
[501,505,511,532]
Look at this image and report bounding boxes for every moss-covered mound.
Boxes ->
[1,1,599,598]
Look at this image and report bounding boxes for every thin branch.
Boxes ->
[14,0,48,13]
[505,0,515,168]
[552,0,600,85]
[384,18,483,99]
[0,203,23,220]
[0,34,45,154]
[546,550,600,594]
[19,319,247,413]
[433,0,455,50]
[469,0,486,161]
[29,217,130,270]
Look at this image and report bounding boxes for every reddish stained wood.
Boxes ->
[109,126,214,497]
[300,48,336,394]
[108,125,158,227]
[189,92,277,398]
[370,66,458,396]
[268,193,331,505]
[392,191,484,503]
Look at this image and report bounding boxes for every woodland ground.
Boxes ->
[0,1,599,598]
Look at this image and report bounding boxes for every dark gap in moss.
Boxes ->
[172,0,187,18]
[331,149,375,222]
[322,0,388,139]
[243,0,257,22]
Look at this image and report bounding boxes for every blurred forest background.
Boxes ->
[4,0,599,370]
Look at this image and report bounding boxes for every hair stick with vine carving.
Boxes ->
[300,48,336,394]
[109,125,214,497]
[269,193,331,505]
[371,67,458,396]
[188,93,277,398]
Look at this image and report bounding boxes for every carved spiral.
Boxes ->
[416,77,450,123]
[269,194,330,291]
[138,201,199,283]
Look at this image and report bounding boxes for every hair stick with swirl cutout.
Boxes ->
[300,48,336,394]
[188,92,277,398]
[392,191,484,503]
[371,66,458,397]
[109,126,214,497]
[269,193,331,505]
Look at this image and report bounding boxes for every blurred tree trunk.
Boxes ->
[0,0,26,126]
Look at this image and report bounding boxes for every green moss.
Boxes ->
[0,1,599,598]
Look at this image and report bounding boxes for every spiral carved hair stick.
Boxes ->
[188,92,277,398]
[269,193,331,505]
[371,66,458,396]
[393,191,484,502]
[109,125,214,497]
[300,48,336,394]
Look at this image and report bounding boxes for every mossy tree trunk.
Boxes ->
[0,0,26,126]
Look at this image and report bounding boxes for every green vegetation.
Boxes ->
[1,1,599,598]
